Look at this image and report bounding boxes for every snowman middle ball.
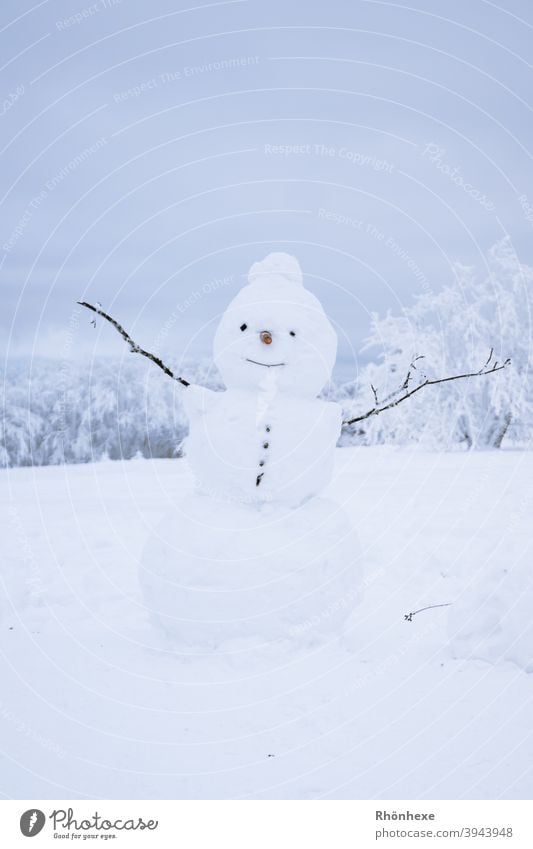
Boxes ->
[139,253,363,650]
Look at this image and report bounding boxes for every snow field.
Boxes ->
[0,447,532,799]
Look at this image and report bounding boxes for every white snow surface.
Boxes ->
[1,447,532,799]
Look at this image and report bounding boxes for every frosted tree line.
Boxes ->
[2,240,531,467]
[0,358,221,468]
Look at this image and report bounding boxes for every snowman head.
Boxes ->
[213,253,337,397]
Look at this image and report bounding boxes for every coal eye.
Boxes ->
[289,330,296,337]
[240,323,247,332]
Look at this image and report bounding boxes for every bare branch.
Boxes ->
[77,301,190,387]
[401,370,412,391]
[482,348,494,370]
[410,355,425,370]
[343,353,511,427]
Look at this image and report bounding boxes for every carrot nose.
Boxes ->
[260,330,273,345]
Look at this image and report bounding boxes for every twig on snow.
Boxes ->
[404,603,453,622]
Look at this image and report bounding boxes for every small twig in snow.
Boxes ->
[404,603,453,622]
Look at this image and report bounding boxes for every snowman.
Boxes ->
[139,253,362,652]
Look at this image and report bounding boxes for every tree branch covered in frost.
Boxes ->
[77,301,190,387]
[343,350,510,426]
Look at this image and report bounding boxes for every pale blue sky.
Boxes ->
[1,0,532,379]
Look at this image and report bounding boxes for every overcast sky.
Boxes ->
[1,0,532,379]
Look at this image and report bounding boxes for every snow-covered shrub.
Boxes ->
[0,357,220,467]
[341,239,533,450]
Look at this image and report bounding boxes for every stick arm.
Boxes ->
[77,301,192,387]
[343,352,510,427]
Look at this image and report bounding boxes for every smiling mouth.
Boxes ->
[245,358,285,368]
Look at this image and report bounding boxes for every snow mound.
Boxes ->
[448,559,533,673]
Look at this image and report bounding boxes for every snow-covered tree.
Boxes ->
[1,357,200,467]
[342,239,532,449]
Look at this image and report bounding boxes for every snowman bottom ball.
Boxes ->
[139,493,363,653]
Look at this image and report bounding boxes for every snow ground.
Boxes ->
[1,447,532,800]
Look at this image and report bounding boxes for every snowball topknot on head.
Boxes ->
[248,252,303,288]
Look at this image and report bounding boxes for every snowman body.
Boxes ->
[184,384,342,507]
[139,253,362,652]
